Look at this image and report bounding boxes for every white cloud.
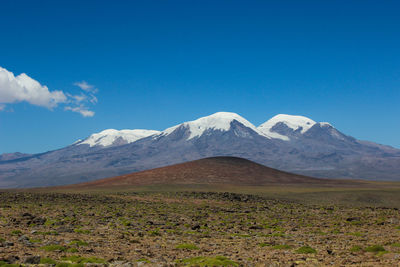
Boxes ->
[0,67,67,108]
[89,94,98,104]
[65,106,95,117]
[74,81,98,93]
[67,93,87,103]
[0,66,98,117]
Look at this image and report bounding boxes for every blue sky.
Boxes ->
[0,0,399,153]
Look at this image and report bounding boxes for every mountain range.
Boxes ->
[1,112,399,188]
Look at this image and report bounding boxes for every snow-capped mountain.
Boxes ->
[0,111,399,188]
[161,112,268,139]
[76,129,160,147]
[258,114,317,140]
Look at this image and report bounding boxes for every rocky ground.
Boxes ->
[0,191,400,266]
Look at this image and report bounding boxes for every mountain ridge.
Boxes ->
[1,111,399,188]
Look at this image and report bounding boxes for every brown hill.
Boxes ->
[67,157,359,188]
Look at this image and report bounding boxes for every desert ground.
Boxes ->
[1,183,400,266]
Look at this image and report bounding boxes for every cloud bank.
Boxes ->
[0,67,97,117]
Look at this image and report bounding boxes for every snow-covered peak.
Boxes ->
[77,129,160,147]
[258,114,316,140]
[162,112,265,139]
[319,122,333,127]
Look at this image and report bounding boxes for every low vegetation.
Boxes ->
[0,191,400,265]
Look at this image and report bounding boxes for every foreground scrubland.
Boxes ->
[1,190,400,266]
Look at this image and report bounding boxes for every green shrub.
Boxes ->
[148,229,161,236]
[295,246,317,254]
[33,230,58,235]
[69,240,88,247]
[44,219,56,226]
[272,244,292,250]
[0,262,20,267]
[177,256,238,266]
[56,263,84,267]
[41,244,66,251]
[350,245,362,252]
[175,243,199,250]
[347,232,362,237]
[365,245,385,253]
[11,230,22,235]
[40,258,57,264]
[62,256,106,264]
[73,229,90,234]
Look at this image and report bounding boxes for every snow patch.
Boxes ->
[258,114,316,140]
[319,122,333,127]
[79,129,160,147]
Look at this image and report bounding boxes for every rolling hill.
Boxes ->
[68,156,360,189]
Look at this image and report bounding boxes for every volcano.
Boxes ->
[68,156,358,188]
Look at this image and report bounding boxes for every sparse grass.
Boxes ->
[136,258,151,263]
[347,232,363,237]
[1,190,400,266]
[177,256,238,266]
[295,246,317,254]
[391,242,400,247]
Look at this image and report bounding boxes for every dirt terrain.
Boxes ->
[68,157,362,189]
[1,191,400,266]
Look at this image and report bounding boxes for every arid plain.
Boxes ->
[1,158,400,266]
